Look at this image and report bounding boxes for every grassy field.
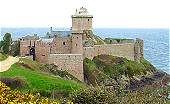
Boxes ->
[0,53,8,61]
[0,63,83,92]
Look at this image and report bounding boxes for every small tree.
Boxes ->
[2,33,12,54]
[11,40,20,56]
[0,41,3,51]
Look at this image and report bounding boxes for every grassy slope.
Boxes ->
[84,55,157,86]
[0,53,8,61]
[0,63,83,91]
[93,55,156,78]
[19,58,42,70]
[84,58,114,86]
[83,30,105,45]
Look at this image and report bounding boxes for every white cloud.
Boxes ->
[0,0,169,28]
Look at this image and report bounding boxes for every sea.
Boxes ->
[0,28,169,74]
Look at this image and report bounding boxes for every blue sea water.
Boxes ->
[0,28,169,74]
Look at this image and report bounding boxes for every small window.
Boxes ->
[42,55,45,56]
[88,19,89,21]
[77,37,78,39]
[76,44,77,46]
[63,42,66,45]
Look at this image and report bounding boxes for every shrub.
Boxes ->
[92,55,150,78]
[140,57,156,72]
[18,58,42,70]
[33,89,69,99]
[70,87,116,104]
[70,86,170,104]
[2,33,12,54]
[0,77,27,89]
[0,81,74,104]
[0,53,8,61]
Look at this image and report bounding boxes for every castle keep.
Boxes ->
[20,7,143,81]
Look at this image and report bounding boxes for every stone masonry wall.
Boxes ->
[48,54,84,81]
[71,33,83,54]
[134,38,144,62]
[83,43,135,61]
[20,40,30,56]
[35,42,49,63]
[72,17,92,32]
[51,37,72,54]
[20,40,36,56]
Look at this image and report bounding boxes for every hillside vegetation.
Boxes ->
[0,53,8,61]
[0,64,82,91]
[84,55,157,87]
[83,30,106,45]
[1,56,170,103]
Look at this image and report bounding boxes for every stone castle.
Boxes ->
[19,7,143,81]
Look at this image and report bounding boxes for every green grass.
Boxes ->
[0,53,8,61]
[83,58,111,86]
[93,55,156,78]
[0,63,83,91]
[19,58,42,70]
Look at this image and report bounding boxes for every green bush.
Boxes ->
[70,87,116,104]
[140,57,156,72]
[0,53,8,61]
[0,77,28,89]
[83,58,99,86]
[2,33,12,54]
[92,55,152,78]
[70,86,170,104]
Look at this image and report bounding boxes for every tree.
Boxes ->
[2,33,12,54]
[11,40,20,56]
[0,40,3,48]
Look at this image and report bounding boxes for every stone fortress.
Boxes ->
[19,7,143,81]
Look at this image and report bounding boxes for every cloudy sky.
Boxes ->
[0,0,169,28]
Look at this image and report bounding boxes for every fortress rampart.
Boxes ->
[83,43,135,60]
[48,54,84,81]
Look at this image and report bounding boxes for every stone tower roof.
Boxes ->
[72,7,93,18]
[75,7,88,15]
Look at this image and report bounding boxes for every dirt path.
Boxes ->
[0,56,19,72]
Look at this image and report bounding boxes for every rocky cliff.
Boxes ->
[83,55,170,90]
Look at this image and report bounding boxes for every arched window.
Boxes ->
[88,19,89,21]
[63,42,66,45]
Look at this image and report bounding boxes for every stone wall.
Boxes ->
[20,40,36,56]
[134,38,144,62]
[71,33,83,54]
[35,42,49,63]
[51,37,72,54]
[72,17,92,32]
[83,43,135,61]
[20,40,29,56]
[48,54,84,81]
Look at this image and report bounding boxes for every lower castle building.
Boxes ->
[19,7,143,81]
